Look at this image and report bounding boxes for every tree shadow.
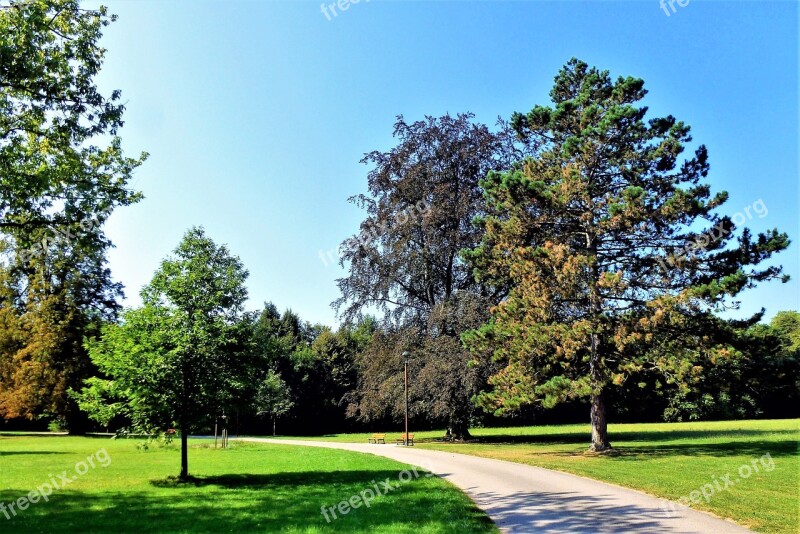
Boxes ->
[615,439,799,459]
[430,428,799,446]
[0,433,68,438]
[469,488,717,533]
[0,451,68,456]
[149,470,405,488]
[419,427,799,460]
[1,469,494,533]
[479,439,799,460]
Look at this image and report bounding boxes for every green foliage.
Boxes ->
[0,0,145,235]
[255,369,294,420]
[46,419,66,433]
[226,304,376,435]
[770,310,800,352]
[75,227,250,477]
[70,376,126,428]
[0,0,145,430]
[463,59,790,449]
[613,311,800,423]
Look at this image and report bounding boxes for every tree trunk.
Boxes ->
[589,390,611,452]
[273,417,276,437]
[587,232,612,453]
[588,328,612,452]
[445,414,472,441]
[179,419,189,480]
[65,402,90,435]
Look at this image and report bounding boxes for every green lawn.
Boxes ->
[281,419,800,533]
[0,435,495,533]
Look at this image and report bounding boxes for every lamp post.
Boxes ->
[402,351,410,446]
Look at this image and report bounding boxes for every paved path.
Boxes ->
[238,438,751,533]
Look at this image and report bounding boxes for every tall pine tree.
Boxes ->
[464,59,790,451]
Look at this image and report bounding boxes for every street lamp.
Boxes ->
[402,351,410,446]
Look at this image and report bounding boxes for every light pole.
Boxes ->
[402,351,410,446]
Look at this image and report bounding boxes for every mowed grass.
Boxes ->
[282,419,800,533]
[0,436,496,533]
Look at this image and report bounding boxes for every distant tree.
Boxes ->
[771,311,800,353]
[335,113,524,439]
[248,306,369,434]
[464,59,790,451]
[311,322,369,408]
[75,228,250,479]
[659,312,800,422]
[0,277,65,421]
[348,296,498,438]
[735,313,800,419]
[255,370,294,436]
[606,310,800,423]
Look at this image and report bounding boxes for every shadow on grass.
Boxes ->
[0,433,69,438]
[469,439,798,461]
[149,470,408,488]
[420,429,799,459]
[0,473,711,534]
[614,439,799,459]
[433,428,798,446]
[0,451,68,456]
[0,469,494,533]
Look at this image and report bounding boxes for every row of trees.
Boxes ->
[333,61,793,451]
[72,223,798,480]
[1,1,795,478]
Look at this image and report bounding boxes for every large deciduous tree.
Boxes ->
[464,59,790,451]
[76,228,250,479]
[0,0,145,429]
[0,0,144,232]
[336,113,523,438]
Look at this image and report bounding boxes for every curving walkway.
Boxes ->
[238,437,751,533]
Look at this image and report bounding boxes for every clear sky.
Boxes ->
[92,0,798,327]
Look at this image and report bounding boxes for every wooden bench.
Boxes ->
[367,433,385,444]
[395,433,414,446]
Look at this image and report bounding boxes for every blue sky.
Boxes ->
[93,0,798,326]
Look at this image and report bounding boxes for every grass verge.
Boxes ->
[0,435,496,533]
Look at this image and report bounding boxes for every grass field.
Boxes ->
[280,419,800,533]
[0,435,495,533]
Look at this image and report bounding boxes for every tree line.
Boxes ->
[1,1,796,478]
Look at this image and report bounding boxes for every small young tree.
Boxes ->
[76,227,250,478]
[255,370,294,436]
[464,59,790,451]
